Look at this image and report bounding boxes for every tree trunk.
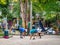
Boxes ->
[20,0,25,28]
[20,0,29,29]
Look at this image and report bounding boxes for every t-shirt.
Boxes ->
[19,27,25,32]
[37,28,42,33]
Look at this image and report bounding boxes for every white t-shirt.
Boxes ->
[37,27,42,33]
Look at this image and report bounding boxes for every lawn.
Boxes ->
[0,30,4,36]
[0,33,4,36]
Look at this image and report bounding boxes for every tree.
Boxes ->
[20,0,30,28]
[0,0,9,7]
[32,0,60,21]
[20,0,25,28]
[0,0,9,17]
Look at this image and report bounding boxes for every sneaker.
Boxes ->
[33,38,35,40]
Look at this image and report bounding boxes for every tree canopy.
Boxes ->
[32,0,60,20]
[0,0,60,20]
[0,0,9,7]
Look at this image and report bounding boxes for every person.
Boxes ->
[29,23,38,40]
[37,26,42,38]
[19,26,26,38]
[11,24,16,34]
[1,20,6,31]
[3,28,9,39]
[39,19,45,34]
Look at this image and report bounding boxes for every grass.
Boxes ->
[0,34,4,36]
[0,30,4,36]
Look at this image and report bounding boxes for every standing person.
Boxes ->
[39,19,45,34]
[2,19,9,39]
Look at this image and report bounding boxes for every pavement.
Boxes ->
[0,35,60,45]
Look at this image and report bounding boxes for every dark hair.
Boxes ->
[33,22,35,25]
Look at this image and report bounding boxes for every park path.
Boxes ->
[0,35,60,45]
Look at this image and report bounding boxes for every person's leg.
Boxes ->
[35,32,39,38]
[33,33,35,40]
[20,31,23,38]
[30,34,33,39]
[30,29,34,39]
[33,30,38,39]
[33,31,37,40]
[36,32,39,37]
[22,32,26,38]
[39,33,41,38]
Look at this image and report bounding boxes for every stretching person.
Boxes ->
[19,26,26,38]
[29,23,38,40]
